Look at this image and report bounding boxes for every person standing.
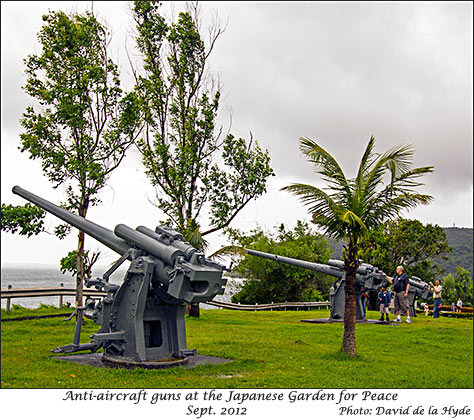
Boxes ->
[384,266,411,323]
[456,297,463,314]
[429,280,443,318]
[361,288,368,319]
[378,286,391,321]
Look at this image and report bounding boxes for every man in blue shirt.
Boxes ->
[384,266,411,323]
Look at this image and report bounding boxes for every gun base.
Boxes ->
[102,353,189,369]
[51,342,98,354]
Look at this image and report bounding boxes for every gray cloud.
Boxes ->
[210,2,472,193]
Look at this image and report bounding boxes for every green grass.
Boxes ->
[1,303,73,319]
[1,306,472,388]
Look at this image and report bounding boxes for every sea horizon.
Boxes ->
[1,264,240,309]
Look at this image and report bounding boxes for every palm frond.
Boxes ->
[185,226,209,251]
[283,136,434,250]
[369,193,433,226]
[342,210,368,232]
[379,143,415,180]
[299,137,350,190]
[209,245,248,259]
[282,183,352,238]
[361,143,416,201]
[355,135,377,188]
[312,211,348,240]
[391,165,435,188]
[363,163,434,219]
[281,183,339,215]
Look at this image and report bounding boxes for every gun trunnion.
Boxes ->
[246,249,431,320]
[13,186,228,365]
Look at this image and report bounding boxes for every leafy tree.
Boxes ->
[4,10,140,307]
[442,267,473,307]
[1,203,45,237]
[227,221,333,304]
[283,136,434,355]
[358,218,451,282]
[131,1,274,247]
[60,250,101,280]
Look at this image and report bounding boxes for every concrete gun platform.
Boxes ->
[301,318,400,325]
[51,353,231,369]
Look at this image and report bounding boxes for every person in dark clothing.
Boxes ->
[378,286,391,321]
[361,287,368,319]
[383,266,411,323]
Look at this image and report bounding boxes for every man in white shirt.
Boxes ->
[429,280,442,319]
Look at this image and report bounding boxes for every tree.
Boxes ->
[442,267,473,307]
[1,203,46,237]
[283,136,434,355]
[59,249,101,280]
[358,218,451,282]
[131,1,274,247]
[228,221,333,304]
[10,10,140,308]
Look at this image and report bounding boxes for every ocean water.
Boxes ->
[1,264,77,309]
[1,264,240,309]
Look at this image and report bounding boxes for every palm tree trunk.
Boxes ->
[342,269,357,355]
[343,243,358,356]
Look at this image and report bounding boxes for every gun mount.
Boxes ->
[406,276,432,317]
[246,249,431,321]
[13,186,228,365]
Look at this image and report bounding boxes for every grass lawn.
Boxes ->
[1,306,472,389]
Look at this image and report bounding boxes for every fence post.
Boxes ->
[6,284,12,313]
[59,283,64,308]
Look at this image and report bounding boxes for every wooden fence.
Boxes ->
[1,285,106,312]
[1,285,330,313]
[205,300,331,311]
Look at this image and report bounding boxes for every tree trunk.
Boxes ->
[187,303,200,318]
[342,243,358,356]
[76,229,85,318]
[75,200,88,319]
[342,270,357,355]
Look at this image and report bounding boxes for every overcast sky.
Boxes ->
[1,1,472,267]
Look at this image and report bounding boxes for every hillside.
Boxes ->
[327,227,473,278]
[434,227,473,278]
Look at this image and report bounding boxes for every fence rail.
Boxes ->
[1,285,330,313]
[205,300,331,311]
[1,285,106,312]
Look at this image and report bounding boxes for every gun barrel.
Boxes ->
[408,277,427,290]
[136,225,197,262]
[246,249,342,278]
[12,186,129,256]
[115,224,184,266]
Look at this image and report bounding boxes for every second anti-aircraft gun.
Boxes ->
[245,249,432,320]
[13,186,229,366]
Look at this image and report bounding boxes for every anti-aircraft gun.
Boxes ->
[12,186,228,366]
[403,276,432,317]
[245,249,432,321]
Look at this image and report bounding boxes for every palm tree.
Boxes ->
[282,136,434,356]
